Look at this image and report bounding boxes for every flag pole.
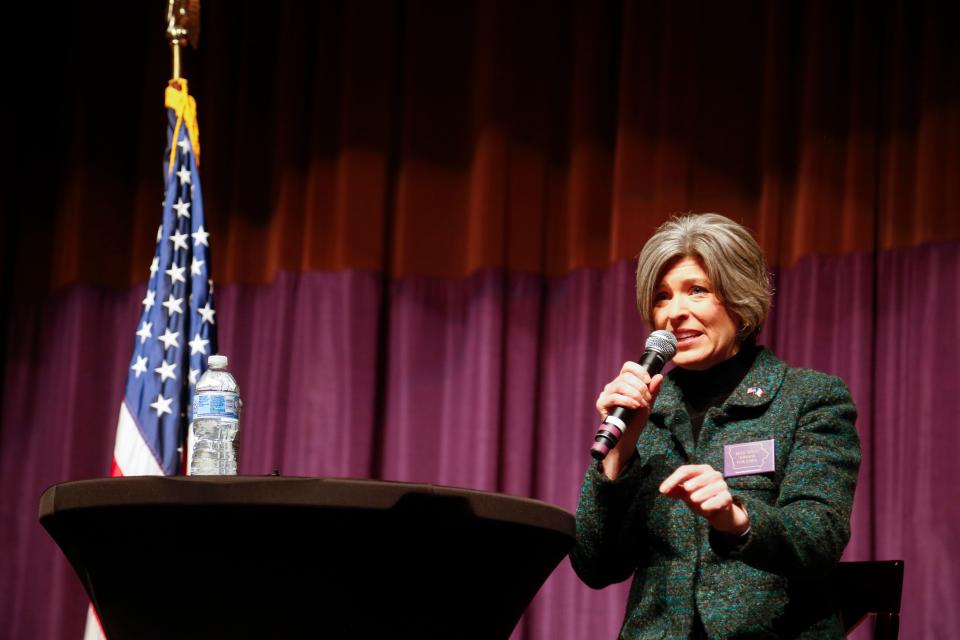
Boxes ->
[172,42,181,81]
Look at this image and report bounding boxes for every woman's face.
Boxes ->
[652,257,740,371]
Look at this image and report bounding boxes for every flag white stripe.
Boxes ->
[113,402,165,477]
[83,604,106,640]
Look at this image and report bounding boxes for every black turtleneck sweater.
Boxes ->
[671,344,758,445]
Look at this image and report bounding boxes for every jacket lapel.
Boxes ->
[712,348,787,422]
[651,348,789,457]
[650,375,695,459]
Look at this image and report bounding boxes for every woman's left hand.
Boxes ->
[659,464,750,535]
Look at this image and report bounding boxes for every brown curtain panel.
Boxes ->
[4,0,957,295]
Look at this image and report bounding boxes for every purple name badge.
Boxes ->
[723,439,775,477]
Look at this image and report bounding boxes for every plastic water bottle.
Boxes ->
[190,354,242,476]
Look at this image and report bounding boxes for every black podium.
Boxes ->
[39,476,575,639]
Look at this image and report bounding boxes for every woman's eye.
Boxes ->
[653,292,669,303]
[690,285,708,295]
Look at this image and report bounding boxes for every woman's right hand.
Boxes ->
[595,362,664,480]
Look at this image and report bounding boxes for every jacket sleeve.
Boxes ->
[710,373,861,578]
[569,455,648,589]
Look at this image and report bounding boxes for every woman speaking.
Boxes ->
[571,214,861,639]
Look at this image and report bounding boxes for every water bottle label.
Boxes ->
[193,392,240,420]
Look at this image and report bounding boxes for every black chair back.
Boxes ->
[828,560,904,639]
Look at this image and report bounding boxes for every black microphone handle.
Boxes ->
[590,350,667,461]
[636,348,669,376]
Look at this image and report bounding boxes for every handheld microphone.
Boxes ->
[590,330,678,461]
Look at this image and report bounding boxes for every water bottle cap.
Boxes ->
[207,354,228,369]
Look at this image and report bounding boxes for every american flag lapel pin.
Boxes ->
[747,387,764,397]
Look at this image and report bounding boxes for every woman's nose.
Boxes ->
[667,295,688,321]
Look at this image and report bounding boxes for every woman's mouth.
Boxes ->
[673,330,702,347]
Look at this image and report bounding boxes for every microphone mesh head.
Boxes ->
[645,330,678,359]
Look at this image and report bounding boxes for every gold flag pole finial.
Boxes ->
[166,0,200,83]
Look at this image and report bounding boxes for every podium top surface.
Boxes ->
[39,475,574,536]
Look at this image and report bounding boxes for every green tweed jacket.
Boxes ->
[571,348,861,639]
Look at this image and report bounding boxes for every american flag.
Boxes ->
[84,79,216,639]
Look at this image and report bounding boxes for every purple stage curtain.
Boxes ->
[3,241,958,639]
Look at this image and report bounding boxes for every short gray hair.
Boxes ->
[635,213,772,339]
